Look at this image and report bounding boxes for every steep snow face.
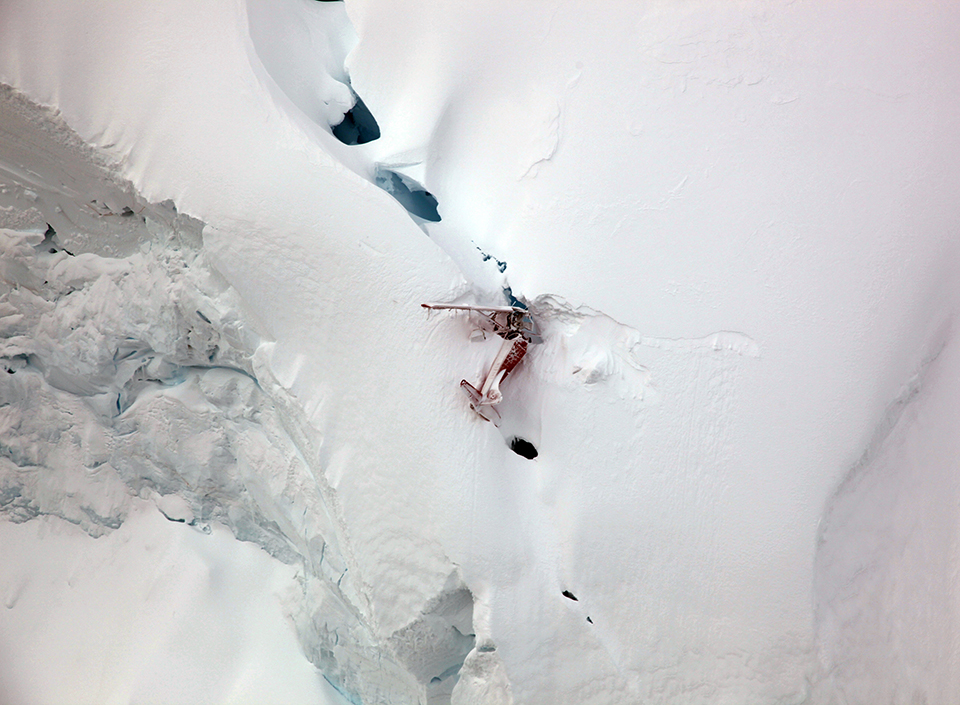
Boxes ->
[814,321,960,703]
[2,1,960,704]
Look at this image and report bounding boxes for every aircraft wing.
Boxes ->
[421,303,524,313]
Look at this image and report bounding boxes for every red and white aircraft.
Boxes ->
[422,302,537,423]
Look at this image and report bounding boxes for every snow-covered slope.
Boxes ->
[2,1,960,703]
[0,501,343,705]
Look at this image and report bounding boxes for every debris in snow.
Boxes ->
[423,302,537,424]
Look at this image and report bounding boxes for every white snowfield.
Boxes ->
[1,1,959,703]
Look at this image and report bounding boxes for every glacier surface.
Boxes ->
[2,0,960,703]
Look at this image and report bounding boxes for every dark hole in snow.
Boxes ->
[374,167,441,222]
[121,206,135,217]
[478,247,507,273]
[509,437,538,459]
[587,616,593,624]
[331,93,380,145]
[562,590,578,601]
[3,355,29,375]
[36,224,73,256]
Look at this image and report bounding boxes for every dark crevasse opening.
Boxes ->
[331,92,380,145]
[374,167,441,222]
[509,437,538,459]
[35,224,74,256]
[478,246,507,273]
